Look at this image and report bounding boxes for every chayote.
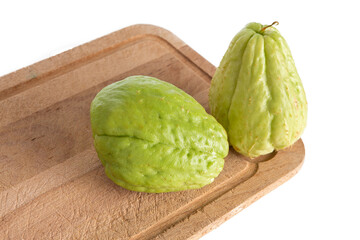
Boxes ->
[90,76,228,193]
[209,22,307,158]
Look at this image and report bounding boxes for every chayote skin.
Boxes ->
[91,76,228,193]
[209,22,307,158]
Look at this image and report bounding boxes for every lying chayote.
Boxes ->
[91,76,228,193]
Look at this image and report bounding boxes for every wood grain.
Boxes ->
[0,24,305,239]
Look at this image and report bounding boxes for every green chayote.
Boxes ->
[209,22,307,158]
[91,76,228,193]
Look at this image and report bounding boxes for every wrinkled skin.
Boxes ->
[91,76,228,193]
[209,22,307,158]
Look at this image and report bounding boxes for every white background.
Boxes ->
[1,1,359,239]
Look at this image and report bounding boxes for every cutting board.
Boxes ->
[0,24,305,239]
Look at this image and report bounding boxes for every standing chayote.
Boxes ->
[209,22,307,158]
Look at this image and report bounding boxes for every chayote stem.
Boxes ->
[260,21,279,33]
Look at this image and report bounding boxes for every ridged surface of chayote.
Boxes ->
[91,76,228,193]
[209,22,307,158]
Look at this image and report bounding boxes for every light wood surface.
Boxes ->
[0,24,305,239]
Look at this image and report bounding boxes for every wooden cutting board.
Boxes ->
[0,24,305,239]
